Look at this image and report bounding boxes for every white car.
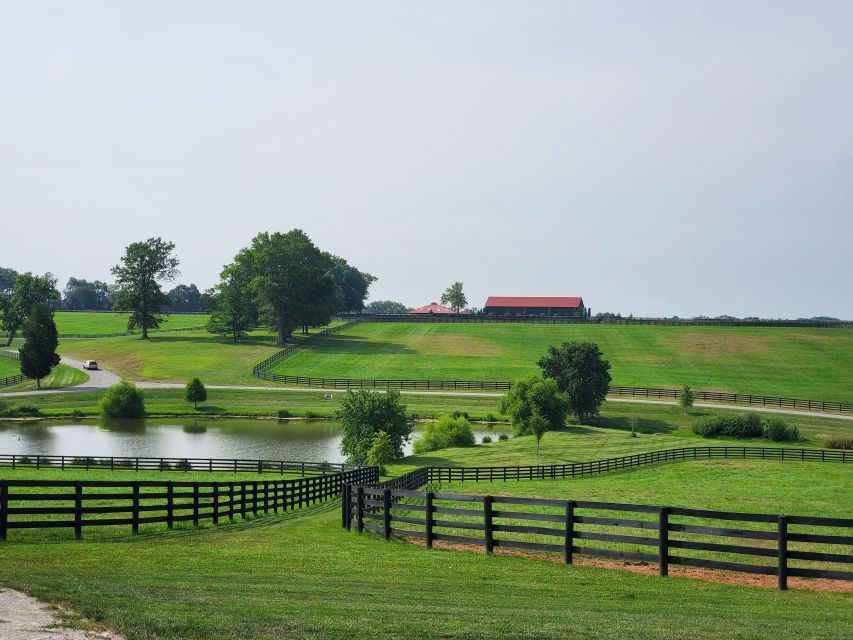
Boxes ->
[82,360,99,370]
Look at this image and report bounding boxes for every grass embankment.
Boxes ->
[273,323,853,403]
[0,506,850,639]
[0,359,88,392]
[54,311,209,334]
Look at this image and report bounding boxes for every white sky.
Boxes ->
[2,1,852,318]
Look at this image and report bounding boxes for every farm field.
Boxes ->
[53,311,209,335]
[0,505,850,639]
[273,322,853,403]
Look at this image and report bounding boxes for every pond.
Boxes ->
[0,418,512,463]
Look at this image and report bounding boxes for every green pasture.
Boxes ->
[53,311,209,335]
[272,322,853,403]
[0,360,88,392]
[1,504,850,639]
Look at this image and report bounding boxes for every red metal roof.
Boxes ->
[484,296,583,308]
[407,302,466,314]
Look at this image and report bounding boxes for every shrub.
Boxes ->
[99,381,145,418]
[824,436,853,450]
[367,431,395,474]
[70,409,83,420]
[338,389,410,465]
[481,435,492,444]
[452,410,470,420]
[277,409,293,419]
[304,410,319,420]
[412,415,476,454]
[692,412,762,439]
[498,433,509,441]
[12,403,40,416]
[678,384,695,413]
[762,417,800,442]
[485,413,496,424]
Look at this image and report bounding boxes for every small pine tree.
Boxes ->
[184,377,207,409]
[679,384,695,413]
[18,304,60,389]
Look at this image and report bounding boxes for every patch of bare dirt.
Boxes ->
[0,588,124,639]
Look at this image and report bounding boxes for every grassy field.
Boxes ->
[0,360,88,392]
[57,330,283,385]
[3,387,852,446]
[54,311,209,334]
[272,323,853,403]
[0,504,850,639]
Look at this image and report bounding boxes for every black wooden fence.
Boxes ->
[0,349,27,388]
[343,487,853,590]
[0,454,358,475]
[0,466,378,540]
[251,319,363,376]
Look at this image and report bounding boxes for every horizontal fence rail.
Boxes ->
[0,466,379,540]
[0,454,360,475]
[56,325,208,339]
[343,487,853,590]
[340,314,853,328]
[0,350,28,388]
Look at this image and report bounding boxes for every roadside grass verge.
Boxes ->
[272,322,853,403]
[0,507,850,639]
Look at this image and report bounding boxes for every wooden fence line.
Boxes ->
[0,466,378,540]
[0,454,361,475]
[343,487,853,590]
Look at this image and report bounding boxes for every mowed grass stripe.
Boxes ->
[272,323,853,403]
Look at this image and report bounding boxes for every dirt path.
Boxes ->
[0,588,122,639]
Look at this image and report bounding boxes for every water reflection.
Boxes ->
[0,418,512,463]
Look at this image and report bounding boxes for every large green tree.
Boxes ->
[365,300,408,315]
[1,272,59,346]
[232,230,334,345]
[18,304,61,388]
[338,389,410,465]
[326,254,376,314]
[0,267,18,296]
[167,284,205,312]
[441,281,467,314]
[111,238,180,339]
[537,341,612,423]
[206,265,257,342]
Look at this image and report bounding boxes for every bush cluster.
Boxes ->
[693,412,800,442]
[412,415,475,454]
[498,433,510,441]
[824,436,853,450]
[0,402,41,417]
[99,381,145,418]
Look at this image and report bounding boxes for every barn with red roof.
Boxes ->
[407,301,467,315]
[483,296,588,317]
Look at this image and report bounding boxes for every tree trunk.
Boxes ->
[5,329,15,347]
[37,378,41,389]
[141,324,149,339]
[277,321,287,346]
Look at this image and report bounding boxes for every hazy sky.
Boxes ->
[2,1,852,318]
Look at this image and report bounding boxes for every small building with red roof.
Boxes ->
[407,301,467,315]
[483,296,588,317]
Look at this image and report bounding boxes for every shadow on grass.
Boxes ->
[585,415,675,434]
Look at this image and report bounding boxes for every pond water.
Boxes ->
[0,418,512,463]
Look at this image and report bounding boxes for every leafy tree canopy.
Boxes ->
[365,300,408,315]
[167,283,205,313]
[184,377,208,409]
[1,272,59,346]
[500,374,568,436]
[537,341,612,423]
[0,267,18,296]
[111,237,180,339]
[205,265,257,342]
[338,389,410,465]
[62,278,112,311]
[441,281,467,314]
[326,254,376,314]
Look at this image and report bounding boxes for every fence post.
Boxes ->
[342,484,351,529]
[0,481,7,541]
[193,482,200,527]
[229,484,235,521]
[564,500,574,564]
[425,492,434,549]
[74,482,83,539]
[778,515,788,591]
[212,484,219,525]
[483,495,494,554]
[383,488,392,540]
[166,482,174,529]
[132,484,140,535]
[658,507,669,577]
[356,486,365,533]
